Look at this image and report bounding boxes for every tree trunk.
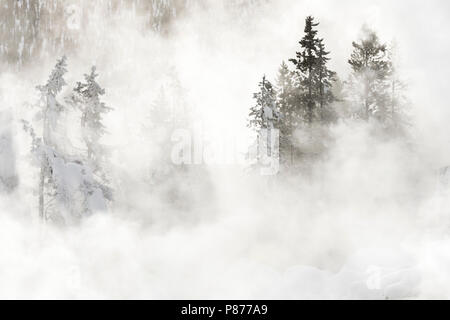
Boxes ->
[391,79,396,125]
[40,94,50,221]
[319,68,324,122]
[365,99,369,120]
[39,163,44,220]
[364,78,369,121]
[290,141,293,166]
[364,57,369,121]
[308,68,313,125]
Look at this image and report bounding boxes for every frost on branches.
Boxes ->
[23,57,112,225]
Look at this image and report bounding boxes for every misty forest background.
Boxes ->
[0,0,411,222]
[0,0,450,299]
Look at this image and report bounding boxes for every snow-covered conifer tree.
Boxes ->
[24,58,111,223]
[69,67,112,172]
[24,56,68,222]
[248,75,279,163]
[66,66,113,206]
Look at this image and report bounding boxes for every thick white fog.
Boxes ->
[1,0,450,299]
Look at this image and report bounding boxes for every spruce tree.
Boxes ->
[37,56,68,221]
[248,75,279,159]
[316,38,337,123]
[289,16,336,125]
[387,42,410,132]
[248,76,278,130]
[276,61,298,166]
[22,56,68,222]
[69,67,112,172]
[289,16,319,125]
[24,59,112,223]
[66,66,113,203]
[348,28,390,121]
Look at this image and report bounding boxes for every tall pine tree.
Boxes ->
[276,61,299,166]
[36,56,68,221]
[289,16,336,125]
[386,41,410,133]
[248,75,279,161]
[66,66,113,203]
[69,67,112,172]
[316,38,337,123]
[290,16,319,125]
[347,28,390,121]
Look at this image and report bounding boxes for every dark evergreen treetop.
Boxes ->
[290,16,319,76]
[288,16,336,124]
